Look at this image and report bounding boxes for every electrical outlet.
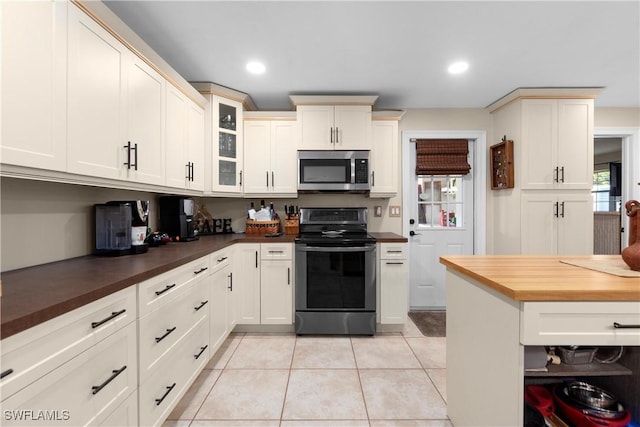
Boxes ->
[389,206,401,217]
[374,206,382,217]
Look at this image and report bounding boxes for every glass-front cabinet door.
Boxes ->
[211,97,243,194]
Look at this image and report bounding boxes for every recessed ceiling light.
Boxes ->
[246,61,266,75]
[448,61,469,75]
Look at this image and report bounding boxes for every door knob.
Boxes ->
[409,230,421,236]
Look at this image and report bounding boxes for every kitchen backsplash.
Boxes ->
[0,178,403,272]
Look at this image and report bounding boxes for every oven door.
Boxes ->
[295,243,376,312]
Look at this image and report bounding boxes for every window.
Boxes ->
[417,175,463,228]
[592,169,621,212]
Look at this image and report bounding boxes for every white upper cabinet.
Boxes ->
[243,118,298,196]
[165,85,204,191]
[67,3,128,180]
[125,56,166,186]
[68,4,168,186]
[297,105,372,150]
[520,98,594,190]
[1,1,67,171]
[370,118,399,197]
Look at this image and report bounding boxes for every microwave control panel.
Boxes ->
[355,159,369,183]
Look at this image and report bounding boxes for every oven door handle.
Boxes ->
[297,245,376,253]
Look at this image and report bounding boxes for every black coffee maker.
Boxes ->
[159,196,198,241]
[94,200,150,255]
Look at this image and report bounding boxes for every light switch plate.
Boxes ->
[374,206,382,217]
[389,206,401,217]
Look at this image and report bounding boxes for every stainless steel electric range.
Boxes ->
[294,207,376,335]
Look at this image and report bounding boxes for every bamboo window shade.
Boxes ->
[415,139,471,175]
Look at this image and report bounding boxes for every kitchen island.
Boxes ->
[440,255,640,427]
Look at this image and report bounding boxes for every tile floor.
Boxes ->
[163,319,451,427]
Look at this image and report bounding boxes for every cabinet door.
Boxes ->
[521,192,558,255]
[211,98,243,193]
[333,105,372,150]
[297,105,334,149]
[243,121,271,194]
[165,85,189,189]
[380,258,408,324]
[370,120,398,197]
[557,193,593,255]
[210,266,229,355]
[226,265,238,330]
[521,99,557,189]
[67,4,127,180]
[187,101,205,190]
[1,0,67,171]
[270,121,299,194]
[234,244,261,324]
[557,99,593,189]
[126,56,165,185]
[260,260,293,325]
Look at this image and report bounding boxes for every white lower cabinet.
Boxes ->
[137,255,211,426]
[98,391,138,427]
[260,243,293,325]
[210,249,235,355]
[235,244,261,324]
[521,191,593,255]
[234,243,294,326]
[378,243,408,324]
[138,318,209,427]
[1,322,137,427]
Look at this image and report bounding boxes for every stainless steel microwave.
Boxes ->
[298,150,370,191]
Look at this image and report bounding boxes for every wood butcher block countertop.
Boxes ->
[440,255,640,302]
[1,232,405,339]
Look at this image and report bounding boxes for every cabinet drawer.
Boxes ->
[379,243,406,259]
[0,322,137,426]
[210,248,232,273]
[1,287,136,401]
[521,301,640,346]
[138,278,209,380]
[261,243,292,260]
[138,256,210,317]
[98,390,138,427]
[139,318,209,427]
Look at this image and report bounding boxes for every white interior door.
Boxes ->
[406,139,475,310]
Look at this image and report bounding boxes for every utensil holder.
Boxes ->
[284,216,299,235]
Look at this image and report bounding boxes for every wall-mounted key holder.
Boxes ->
[490,136,514,190]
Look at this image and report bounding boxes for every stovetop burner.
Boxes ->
[295,207,375,245]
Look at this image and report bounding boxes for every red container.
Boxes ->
[525,385,554,417]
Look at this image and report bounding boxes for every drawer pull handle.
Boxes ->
[217,256,228,263]
[91,309,126,329]
[155,383,176,406]
[194,267,208,275]
[92,365,127,395]
[194,300,209,311]
[386,262,404,265]
[613,322,640,329]
[269,250,284,254]
[155,327,177,343]
[155,284,176,296]
[387,250,403,253]
[194,345,208,360]
[1,368,14,380]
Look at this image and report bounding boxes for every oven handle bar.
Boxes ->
[297,245,376,253]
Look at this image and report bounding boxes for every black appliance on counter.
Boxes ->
[94,200,149,256]
[295,207,376,335]
[159,196,198,241]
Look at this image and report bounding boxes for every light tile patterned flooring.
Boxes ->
[163,319,451,427]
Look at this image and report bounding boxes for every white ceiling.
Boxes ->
[103,1,640,111]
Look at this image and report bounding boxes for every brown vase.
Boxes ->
[621,200,640,271]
